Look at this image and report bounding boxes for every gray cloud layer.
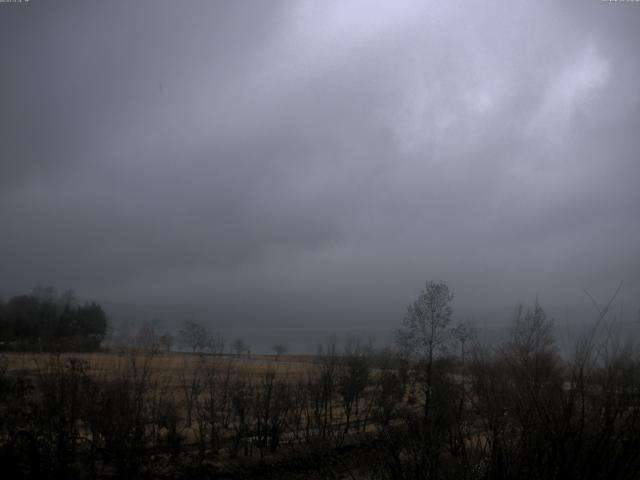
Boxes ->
[1,0,639,327]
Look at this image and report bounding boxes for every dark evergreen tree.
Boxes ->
[0,288,108,351]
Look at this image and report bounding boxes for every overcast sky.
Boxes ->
[1,0,639,328]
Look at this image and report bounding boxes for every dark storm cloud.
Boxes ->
[1,0,639,327]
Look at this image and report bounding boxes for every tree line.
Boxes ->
[0,286,107,351]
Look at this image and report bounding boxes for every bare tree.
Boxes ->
[391,281,455,479]
[206,331,225,355]
[229,377,253,458]
[398,281,453,358]
[178,320,217,354]
[158,333,173,353]
[135,320,161,353]
[194,360,234,457]
[397,281,453,413]
[338,341,370,436]
[232,338,249,356]
[273,343,287,359]
[179,362,202,428]
[254,369,291,456]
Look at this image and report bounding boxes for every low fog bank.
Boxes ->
[101,300,639,355]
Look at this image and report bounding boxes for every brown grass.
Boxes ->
[1,350,319,384]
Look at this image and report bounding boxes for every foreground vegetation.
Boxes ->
[1,282,639,479]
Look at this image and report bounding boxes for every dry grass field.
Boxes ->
[2,350,318,380]
[1,350,356,413]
